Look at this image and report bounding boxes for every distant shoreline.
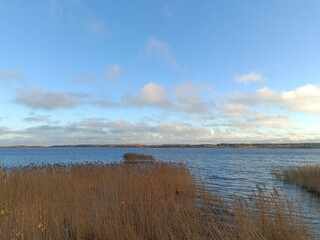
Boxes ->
[1,143,320,149]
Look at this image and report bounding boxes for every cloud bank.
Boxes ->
[5,76,320,145]
[1,115,319,146]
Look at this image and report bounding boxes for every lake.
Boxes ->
[1,147,320,236]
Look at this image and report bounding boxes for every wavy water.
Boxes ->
[1,147,320,236]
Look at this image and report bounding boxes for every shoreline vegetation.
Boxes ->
[0,154,312,239]
[123,153,156,163]
[274,165,320,195]
[1,142,320,149]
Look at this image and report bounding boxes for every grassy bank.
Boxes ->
[0,162,311,239]
[274,164,320,195]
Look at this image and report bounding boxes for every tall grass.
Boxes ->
[123,153,156,163]
[0,162,311,239]
[274,164,320,194]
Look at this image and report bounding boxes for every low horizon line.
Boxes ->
[1,142,320,149]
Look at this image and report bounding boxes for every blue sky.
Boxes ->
[1,0,320,146]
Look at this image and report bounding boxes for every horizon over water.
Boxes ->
[1,147,320,237]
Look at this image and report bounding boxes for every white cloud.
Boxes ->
[123,81,210,115]
[122,82,168,109]
[281,85,320,113]
[13,88,86,110]
[233,84,320,114]
[235,72,263,84]
[106,64,121,81]
[147,37,186,72]
[138,82,168,107]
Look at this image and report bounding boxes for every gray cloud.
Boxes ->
[13,88,86,110]
[23,113,51,123]
[0,70,24,81]
[90,98,119,108]
[0,126,12,135]
[225,113,290,129]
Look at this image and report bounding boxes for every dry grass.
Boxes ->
[274,164,320,194]
[123,153,156,163]
[0,162,312,240]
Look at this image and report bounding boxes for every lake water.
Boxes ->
[1,147,320,236]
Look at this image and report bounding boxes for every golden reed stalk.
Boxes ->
[0,162,311,239]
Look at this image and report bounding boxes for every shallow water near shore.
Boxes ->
[1,147,320,237]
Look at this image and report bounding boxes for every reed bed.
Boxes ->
[0,162,311,240]
[274,164,320,194]
[123,153,156,163]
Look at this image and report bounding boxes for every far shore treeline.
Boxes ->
[1,143,320,149]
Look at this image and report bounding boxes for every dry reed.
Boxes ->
[0,162,312,239]
[274,164,320,194]
[123,153,156,163]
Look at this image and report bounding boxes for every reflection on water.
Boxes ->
[1,147,320,236]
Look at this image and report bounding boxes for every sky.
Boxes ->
[1,0,320,146]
